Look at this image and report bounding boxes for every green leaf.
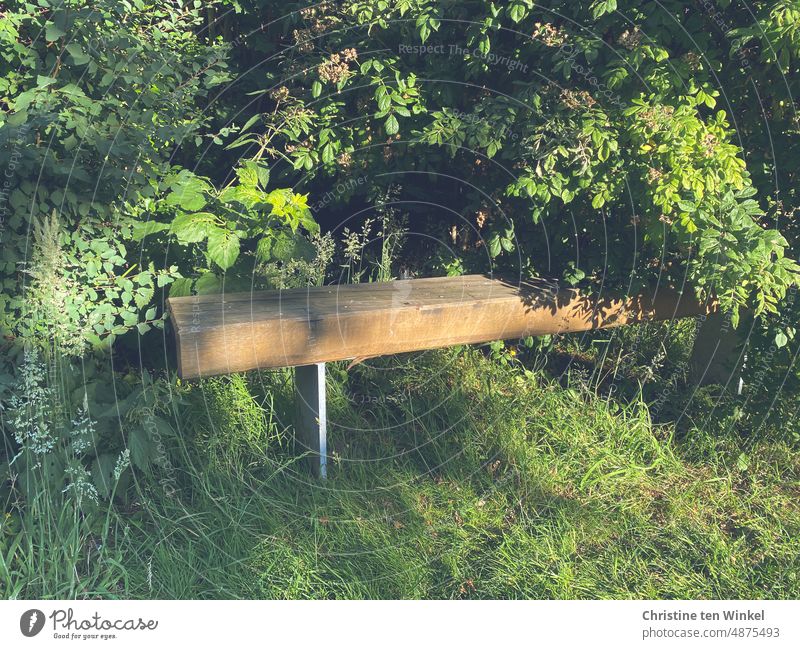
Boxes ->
[166,173,210,211]
[65,43,90,65]
[156,273,175,288]
[508,3,526,23]
[736,452,749,472]
[45,22,65,41]
[255,164,270,189]
[169,278,193,297]
[376,86,391,112]
[488,235,501,257]
[256,235,272,262]
[271,231,316,262]
[240,113,261,133]
[220,184,269,209]
[591,0,617,19]
[128,425,153,469]
[312,81,322,97]
[133,285,154,309]
[207,229,240,270]
[166,189,206,211]
[170,212,218,244]
[385,114,399,136]
[236,161,259,187]
[92,454,117,499]
[36,75,57,88]
[194,272,221,295]
[131,220,169,241]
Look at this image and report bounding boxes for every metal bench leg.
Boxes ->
[295,363,328,478]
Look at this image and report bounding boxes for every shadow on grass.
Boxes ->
[118,349,800,599]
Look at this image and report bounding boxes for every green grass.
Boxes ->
[98,347,800,599]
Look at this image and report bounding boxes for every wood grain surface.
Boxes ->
[167,275,714,379]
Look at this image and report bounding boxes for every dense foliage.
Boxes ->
[214,0,800,326]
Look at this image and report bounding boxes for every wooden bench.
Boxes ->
[167,274,710,477]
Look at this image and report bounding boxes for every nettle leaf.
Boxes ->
[236,161,260,188]
[128,425,154,470]
[256,235,273,262]
[170,212,219,244]
[233,160,269,191]
[255,163,270,189]
[92,453,117,499]
[156,272,176,288]
[271,231,316,262]
[133,285,154,310]
[169,277,193,297]
[207,229,241,270]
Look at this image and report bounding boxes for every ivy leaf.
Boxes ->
[207,228,240,270]
[508,3,526,23]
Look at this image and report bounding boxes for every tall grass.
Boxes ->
[105,348,800,599]
[0,350,129,598]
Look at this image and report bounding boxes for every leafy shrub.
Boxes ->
[216,0,799,328]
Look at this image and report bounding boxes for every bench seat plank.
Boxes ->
[167,275,708,379]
